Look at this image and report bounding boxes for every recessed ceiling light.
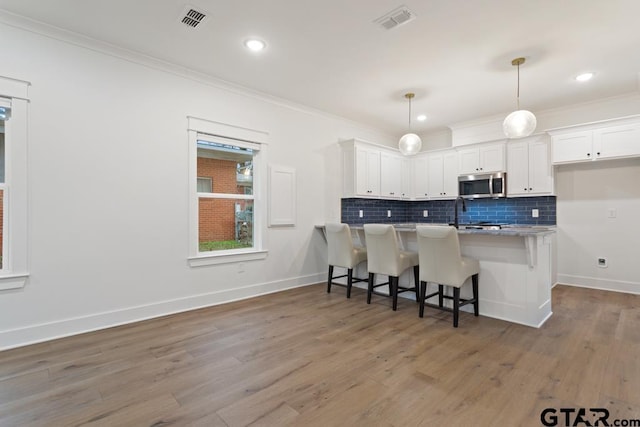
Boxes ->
[416,114,427,122]
[575,72,595,82]
[244,38,266,52]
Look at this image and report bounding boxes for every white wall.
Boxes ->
[0,21,393,349]
[555,158,640,293]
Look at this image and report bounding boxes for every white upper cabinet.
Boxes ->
[458,142,505,174]
[507,135,554,197]
[427,149,458,199]
[593,122,640,160]
[411,154,430,199]
[380,151,403,198]
[341,139,381,198]
[341,139,409,199]
[550,116,640,164]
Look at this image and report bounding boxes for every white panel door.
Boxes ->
[507,140,530,196]
[479,143,505,173]
[528,138,553,195]
[552,131,593,163]
[380,151,401,198]
[412,154,429,199]
[593,123,640,160]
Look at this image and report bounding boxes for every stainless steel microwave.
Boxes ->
[458,172,507,199]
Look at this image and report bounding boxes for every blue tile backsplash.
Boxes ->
[341,196,556,226]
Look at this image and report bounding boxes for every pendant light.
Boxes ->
[398,92,422,156]
[503,57,536,139]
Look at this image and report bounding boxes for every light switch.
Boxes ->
[532,209,539,218]
[423,210,428,217]
[359,210,363,218]
[387,210,392,218]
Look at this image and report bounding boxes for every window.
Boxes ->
[187,117,268,266]
[196,177,212,193]
[196,139,255,252]
[0,76,30,290]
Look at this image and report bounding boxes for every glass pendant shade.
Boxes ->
[504,57,536,139]
[503,109,537,139]
[398,92,422,156]
[399,132,422,155]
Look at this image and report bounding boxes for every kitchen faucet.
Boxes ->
[453,196,467,229]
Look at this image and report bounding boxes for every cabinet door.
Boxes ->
[479,144,505,173]
[380,152,401,198]
[552,131,593,164]
[593,123,640,160]
[427,154,445,198]
[442,151,459,198]
[400,158,411,199]
[528,138,553,195]
[507,141,530,196]
[355,147,380,196]
[458,148,479,174]
[412,155,429,199]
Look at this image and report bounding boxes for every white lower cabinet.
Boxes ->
[507,135,554,196]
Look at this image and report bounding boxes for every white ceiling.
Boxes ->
[1,0,640,136]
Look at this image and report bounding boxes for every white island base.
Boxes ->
[340,226,555,328]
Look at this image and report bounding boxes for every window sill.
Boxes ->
[188,250,268,267]
[0,273,29,291]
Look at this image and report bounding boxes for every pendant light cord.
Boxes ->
[516,62,521,110]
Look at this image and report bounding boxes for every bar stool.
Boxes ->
[363,224,419,311]
[415,225,480,327]
[325,223,368,298]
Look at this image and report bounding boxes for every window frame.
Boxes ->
[196,176,213,193]
[0,76,30,290]
[187,116,268,267]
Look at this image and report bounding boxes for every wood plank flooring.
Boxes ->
[1,284,640,426]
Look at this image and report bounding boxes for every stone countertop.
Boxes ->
[318,223,556,237]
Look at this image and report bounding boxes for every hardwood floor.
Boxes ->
[1,284,639,426]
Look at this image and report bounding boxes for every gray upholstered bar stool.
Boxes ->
[415,225,480,327]
[325,223,368,298]
[363,224,419,311]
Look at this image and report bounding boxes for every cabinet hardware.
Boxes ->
[587,153,591,156]
[597,152,601,156]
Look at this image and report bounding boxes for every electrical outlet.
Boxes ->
[532,209,539,218]
[597,258,608,268]
[607,208,617,218]
[238,263,245,273]
[387,210,392,218]
[359,210,363,218]
[423,210,428,217]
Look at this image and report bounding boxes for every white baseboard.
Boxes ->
[557,274,640,295]
[0,273,325,351]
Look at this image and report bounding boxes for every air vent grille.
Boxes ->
[374,5,416,30]
[180,6,208,28]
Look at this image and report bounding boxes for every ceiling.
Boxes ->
[1,0,640,137]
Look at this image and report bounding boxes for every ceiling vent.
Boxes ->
[179,5,208,28]
[374,5,416,30]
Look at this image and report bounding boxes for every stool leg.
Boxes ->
[413,266,419,303]
[391,276,398,311]
[419,281,426,318]
[347,268,353,299]
[438,284,444,307]
[327,265,334,293]
[367,273,375,304]
[453,287,460,328]
[472,273,479,316]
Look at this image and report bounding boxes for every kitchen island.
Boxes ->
[318,224,555,328]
